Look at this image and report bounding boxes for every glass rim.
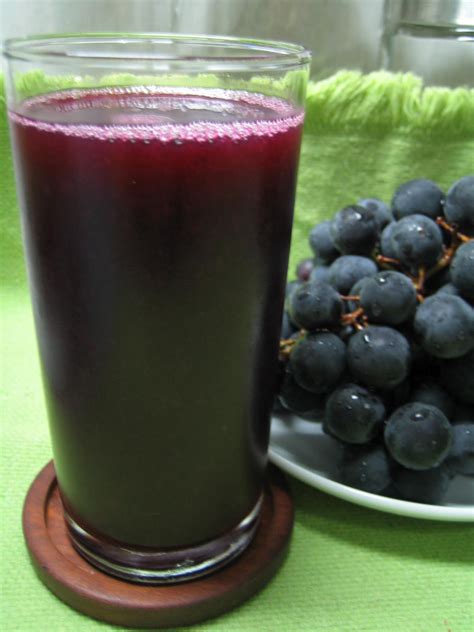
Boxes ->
[2,32,312,72]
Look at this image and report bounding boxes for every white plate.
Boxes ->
[269,414,474,522]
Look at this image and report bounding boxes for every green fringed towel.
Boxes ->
[291,70,474,274]
[1,70,474,283]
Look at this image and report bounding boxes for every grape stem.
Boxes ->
[423,216,472,283]
[341,295,360,301]
[376,254,401,267]
[436,217,471,243]
[341,306,367,331]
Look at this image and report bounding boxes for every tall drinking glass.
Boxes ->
[3,34,310,583]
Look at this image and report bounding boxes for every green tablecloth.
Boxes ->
[1,72,473,631]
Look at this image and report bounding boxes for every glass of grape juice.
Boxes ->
[4,34,310,583]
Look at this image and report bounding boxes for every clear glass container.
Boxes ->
[381,0,474,87]
[3,33,310,584]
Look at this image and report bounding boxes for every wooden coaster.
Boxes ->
[23,461,294,629]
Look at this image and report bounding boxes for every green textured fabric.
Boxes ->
[1,72,474,632]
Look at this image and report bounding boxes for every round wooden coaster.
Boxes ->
[23,461,294,629]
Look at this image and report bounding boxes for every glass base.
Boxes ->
[64,496,263,584]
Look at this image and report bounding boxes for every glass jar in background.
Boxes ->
[381,0,474,87]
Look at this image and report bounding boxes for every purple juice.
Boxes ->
[11,87,303,550]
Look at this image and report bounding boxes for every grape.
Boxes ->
[383,379,411,414]
[451,240,474,300]
[409,380,455,419]
[296,257,315,282]
[309,265,330,284]
[289,333,346,394]
[347,325,411,389]
[278,370,327,415]
[380,222,397,259]
[444,175,474,229]
[338,445,392,493]
[289,281,343,330]
[391,179,445,220]
[285,175,474,505]
[358,198,393,230]
[285,280,301,299]
[324,383,385,444]
[414,294,474,359]
[436,282,461,298]
[281,311,297,339]
[445,423,474,476]
[359,271,417,325]
[330,205,379,256]
[439,349,474,405]
[391,214,443,269]
[328,255,378,294]
[309,220,339,262]
[346,278,367,312]
[393,465,451,504]
[384,403,452,470]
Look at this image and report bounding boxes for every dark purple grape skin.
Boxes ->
[281,311,297,339]
[444,175,474,229]
[436,283,461,298]
[384,403,452,470]
[309,220,340,263]
[358,198,393,230]
[289,333,346,394]
[330,205,379,256]
[296,257,315,282]
[324,383,385,444]
[346,278,366,313]
[450,240,474,300]
[391,178,445,220]
[359,271,417,325]
[285,280,302,299]
[440,349,474,405]
[383,379,411,414]
[391,214,444,270]
[445,423,474,476]
[347,326,411,389]
[309,265,330,285]
[338,445,392,493]
[278,371,328,415]
[414,294,474,359]
[380,222,397,259]
[328,255,378,295]
[289,282,343,330]
[409,380,455,419]
[393,465,451,504]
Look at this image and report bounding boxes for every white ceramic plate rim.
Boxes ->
[269,416,474,522]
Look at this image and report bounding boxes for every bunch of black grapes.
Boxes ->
[277,176,474,504]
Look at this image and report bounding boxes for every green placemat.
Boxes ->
[1,72,473,632]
